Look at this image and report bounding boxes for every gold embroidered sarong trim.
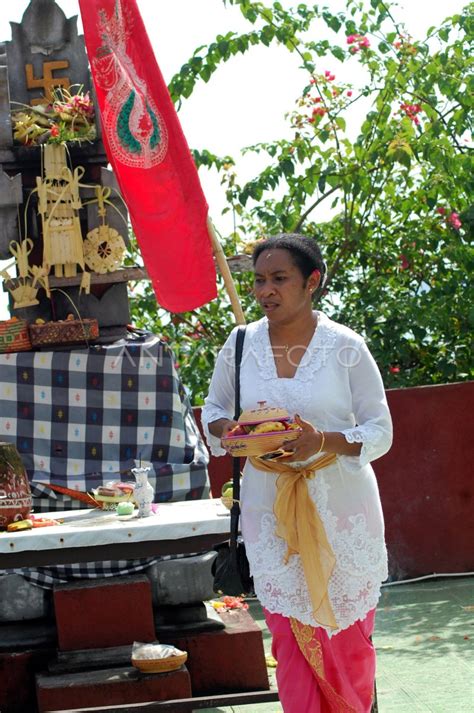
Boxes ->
[290,617,358,713]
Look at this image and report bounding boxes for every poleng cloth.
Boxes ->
[250,452,338,630]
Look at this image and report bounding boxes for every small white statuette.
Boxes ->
[132,465,154,518]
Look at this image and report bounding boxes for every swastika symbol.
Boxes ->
[25,60,71,105]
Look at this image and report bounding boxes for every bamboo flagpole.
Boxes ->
[207,217,246,325]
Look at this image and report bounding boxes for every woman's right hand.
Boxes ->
[220,419,239,451]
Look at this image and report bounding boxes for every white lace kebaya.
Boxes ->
[202,313,392,636]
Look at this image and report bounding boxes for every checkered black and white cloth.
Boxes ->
[0,332,210,587]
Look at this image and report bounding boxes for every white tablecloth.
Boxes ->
[0,499,230,557]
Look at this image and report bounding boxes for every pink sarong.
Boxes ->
[264,608,376,712]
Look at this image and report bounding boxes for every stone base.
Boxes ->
[147,551,217,606]
[36,665,192,712]
[0,620,57,652]
[155,602,225,637]
[53,575,155,651]
[0,574,52,622]
[53,282,130,329]
[161,608,269,695]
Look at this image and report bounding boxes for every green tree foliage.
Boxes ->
[128,0,473,404]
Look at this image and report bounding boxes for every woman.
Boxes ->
[202,234,392,712]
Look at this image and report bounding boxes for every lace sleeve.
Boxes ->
[340,340,393,472]
[201,328,238,457]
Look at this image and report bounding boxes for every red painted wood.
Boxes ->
[159,608,269,695]
[36,665,191,712]
[54,575,155,651]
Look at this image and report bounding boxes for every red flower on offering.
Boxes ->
[222,596,249,611]
[389,366,400,374]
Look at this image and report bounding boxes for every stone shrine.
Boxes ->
[0,0,131,337]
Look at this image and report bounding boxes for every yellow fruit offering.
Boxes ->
[251,421,286,434]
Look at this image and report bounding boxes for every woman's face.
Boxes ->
[253,248,317,324]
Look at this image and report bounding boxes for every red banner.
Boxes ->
[79,0,217,312]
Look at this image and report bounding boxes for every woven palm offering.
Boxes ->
[131,642,187,674]
[221,402,302,457]
[83,224,126,273]
[28,315,99,347]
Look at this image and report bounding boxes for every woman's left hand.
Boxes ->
[279,414,324,462]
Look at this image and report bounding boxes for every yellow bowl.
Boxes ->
[132,652,187,673]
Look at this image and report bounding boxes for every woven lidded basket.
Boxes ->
[221,403,302,457]
[29,318,99,347]
[0,318,32,353]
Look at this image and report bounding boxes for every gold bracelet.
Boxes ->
[315,430,325,455]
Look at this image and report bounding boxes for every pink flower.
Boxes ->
[346,35,357,44]
[313,97,322,103]
[447,212,462,230]
[436,206,446,215]
[346,90,353,97]
[400,102,423,123]
[349,46,360,54]
[358,36,370,48]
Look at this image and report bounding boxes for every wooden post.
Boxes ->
[207,217,246,325]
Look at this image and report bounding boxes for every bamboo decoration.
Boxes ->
[207,217,246,325]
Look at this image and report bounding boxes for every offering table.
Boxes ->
[0,499,231,569]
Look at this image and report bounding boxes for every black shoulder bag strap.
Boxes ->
[230,325,246,548]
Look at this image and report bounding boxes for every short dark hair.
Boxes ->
[252,233,326,284]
